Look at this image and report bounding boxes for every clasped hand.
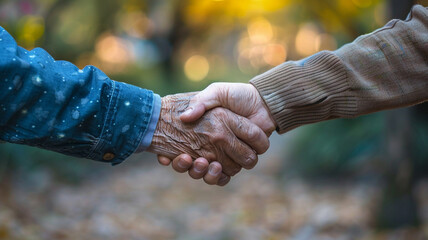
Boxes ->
[147,83,276,186]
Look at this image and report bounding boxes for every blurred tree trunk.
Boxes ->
[389,0,415,21]
[148,0,188,84]
[163,1,186,83]
[375,0,420,229]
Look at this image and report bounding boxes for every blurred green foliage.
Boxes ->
[0,0,427,184]
[286,114,384,178]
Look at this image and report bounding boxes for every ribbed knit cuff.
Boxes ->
[250,51,357,134]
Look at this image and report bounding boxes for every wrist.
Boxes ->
[147,97,170,156]
[147,94,199,158]
[248,83,277,134]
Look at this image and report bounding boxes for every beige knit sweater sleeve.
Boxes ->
[250,5,428,134]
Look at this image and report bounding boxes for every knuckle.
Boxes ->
[211,108,227,118]
[211,131,228,144]
[209,82,221,89]
[212,119,225,130]
[205,83,221,95]
[236,116,244,129]
[247,126,261,142]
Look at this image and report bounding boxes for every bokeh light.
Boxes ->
[236,17,287,73]
[119,11,153,39]
[315,33,337,52]
[247,17,273,45]
[95,34,132,64]
[184,55,210,81]
[295,23,319,57]
[263,44,287,66]
[4,1,426,239]
[17,15,44,49]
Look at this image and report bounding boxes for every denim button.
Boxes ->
[103,153,115,161]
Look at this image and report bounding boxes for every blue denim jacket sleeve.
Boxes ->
[0,26,161,165]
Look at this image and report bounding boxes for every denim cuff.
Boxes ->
[136,93,161,152]
[87,81,155,165]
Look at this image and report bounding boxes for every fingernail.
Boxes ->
[244,154,257,168]
[194,162,205,173]
[182,107,193,116]
[177,159,187,169]
[208,164,220,175]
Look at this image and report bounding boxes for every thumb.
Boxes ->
[180,84,223,122]
[179,101,206,122]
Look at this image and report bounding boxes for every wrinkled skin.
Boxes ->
[157,83,277,186]
[181,83,276,135]
[148,92,270,185]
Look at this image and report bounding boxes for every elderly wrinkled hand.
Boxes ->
[157,83,277,186]
[147,92,270,185]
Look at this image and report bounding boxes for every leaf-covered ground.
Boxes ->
[1,135,427,240]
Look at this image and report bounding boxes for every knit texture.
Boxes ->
[250,5,428,134]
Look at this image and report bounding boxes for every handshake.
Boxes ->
[147,82,276,186]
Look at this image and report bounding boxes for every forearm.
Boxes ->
[0,26,160,165]
[250,5,428,134]
[336,5,428,115]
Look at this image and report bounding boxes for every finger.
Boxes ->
[157,155,172,166]
[172,154,193,173]
[188,158,209,179]
[216,155,242,176]
[217,173,231,186]
[180,84,222,123]
[203,162,222,185]
[223,137,258,170]
[229,114,270,154]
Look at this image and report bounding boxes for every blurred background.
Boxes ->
[1,0,428,239]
